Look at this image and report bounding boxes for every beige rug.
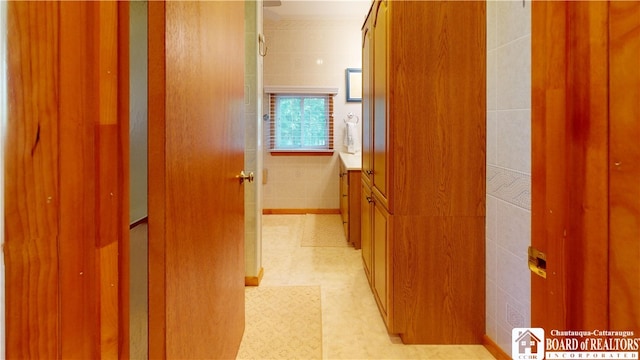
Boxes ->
[236,286,322,359]
[301,214,349,247]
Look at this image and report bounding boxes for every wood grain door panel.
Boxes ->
[362,20,373,187]
[373,198,391,328]
[148,1,246,358]
[372,0,389,208]
[361,182,373,284]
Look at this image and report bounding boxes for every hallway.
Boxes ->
[237,214,495,359]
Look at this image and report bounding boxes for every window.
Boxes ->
[265,87,337,154]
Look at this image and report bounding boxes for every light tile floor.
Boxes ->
[255,214,496,359]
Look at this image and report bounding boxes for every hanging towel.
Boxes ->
[344,122,359,154]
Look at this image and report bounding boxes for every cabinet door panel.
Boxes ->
[361,183,373,284]
[340,164,349,235]
[373,199,390,325]
[362,23,373,186]
[373,0,388,206]
[348,171,362,249]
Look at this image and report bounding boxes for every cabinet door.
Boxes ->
[362,18,373,186]
[361,182,373,284]
[373,0,389,206]
[373,197,390,326]
[348,171,362,249]
[339,165,349,239]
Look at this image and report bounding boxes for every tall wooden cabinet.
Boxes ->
[361,0,486,344]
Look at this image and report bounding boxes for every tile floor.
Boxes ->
[253,214,496,359]
[130,215,496,359]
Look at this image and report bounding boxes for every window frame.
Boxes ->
[268,92,334,155]
[265,86,337,156]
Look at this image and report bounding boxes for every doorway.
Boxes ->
[128,2,149,359]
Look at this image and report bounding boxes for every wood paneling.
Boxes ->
[58,3,99,357]
[609,1,640,333]
[148,1,246,358]
[6,2,128,358]
[533,0,639,334]
[6,3,60,357]
[565,1,609,330]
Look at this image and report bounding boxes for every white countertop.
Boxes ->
[339,152,362,171]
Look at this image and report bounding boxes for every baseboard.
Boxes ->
[262,208,341,215]
[483,334,510,360]
[129,216,148,229]
[245,267,264,286]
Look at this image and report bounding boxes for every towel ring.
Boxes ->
[344,112,359,124]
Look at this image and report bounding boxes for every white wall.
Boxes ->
[1,0,6,355]
[262,18,363,210]
[486,0,532,353]
[129,0,148,224]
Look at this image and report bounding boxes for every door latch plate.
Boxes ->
[528,246,547,278]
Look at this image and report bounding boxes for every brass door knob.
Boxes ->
[236,171,254,184]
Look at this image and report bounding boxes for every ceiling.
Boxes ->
[263,0,371,21]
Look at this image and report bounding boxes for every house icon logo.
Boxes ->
[512,328,545,359]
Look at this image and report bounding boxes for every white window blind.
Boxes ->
[265,87,337,152]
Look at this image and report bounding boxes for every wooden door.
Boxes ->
[532,1,640,333]
[5,2,129,358]
[148,1,246,359]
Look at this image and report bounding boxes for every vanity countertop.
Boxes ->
[339,152,362,171]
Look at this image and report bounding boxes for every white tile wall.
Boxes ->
[262,18,364,210]
[497,200,531,257]
[486,0,532,354]
[497,109,531,173]
[496,35,532,110]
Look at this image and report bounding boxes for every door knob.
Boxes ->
[236,171,254,184]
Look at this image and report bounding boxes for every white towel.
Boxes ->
[344,122,359,154]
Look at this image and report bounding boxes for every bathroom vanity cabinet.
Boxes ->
[339,153,362,249]
[360,0,486,344]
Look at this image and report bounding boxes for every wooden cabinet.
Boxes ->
[361,9,373,187]
[360,0,486,344]
[360,182,373,283]
[339,154,362,249]
[372,195,391,329]
[372,0,389,208]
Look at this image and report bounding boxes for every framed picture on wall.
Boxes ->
[345,68,362,102]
